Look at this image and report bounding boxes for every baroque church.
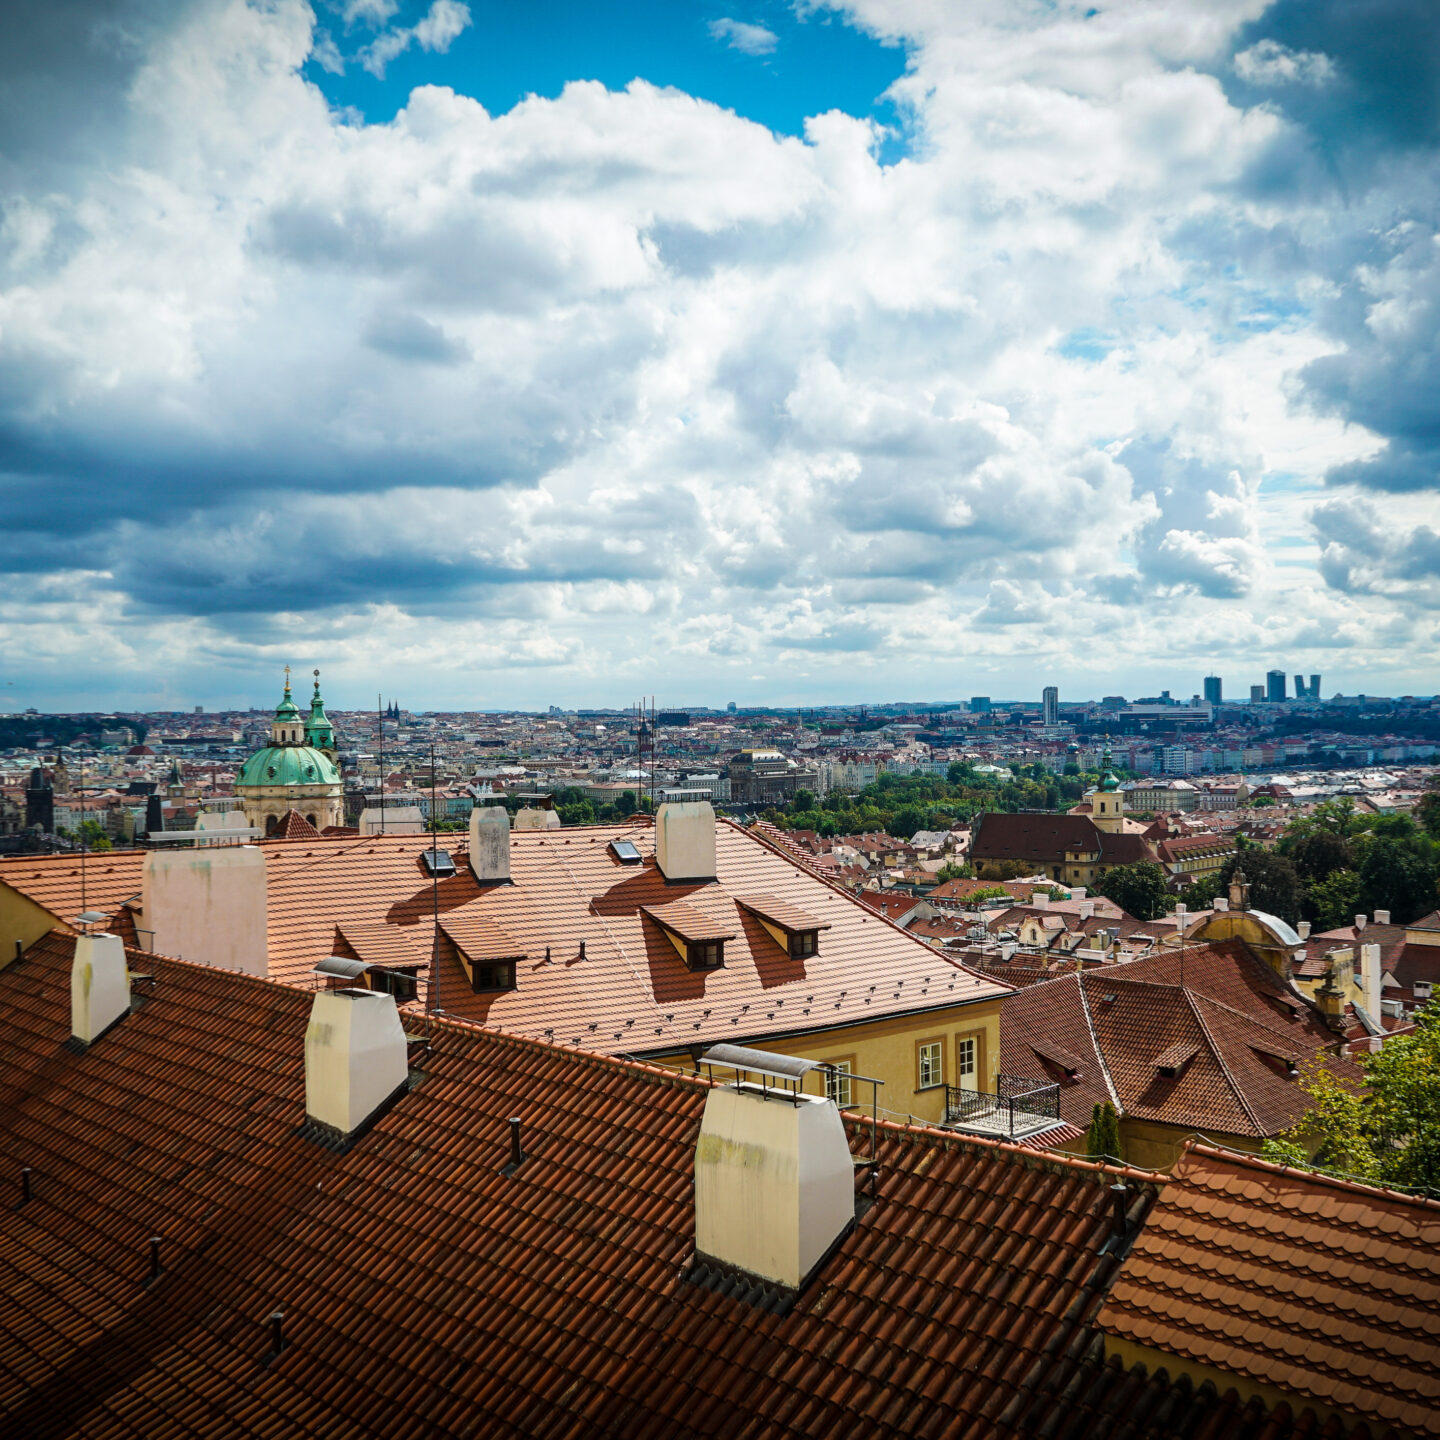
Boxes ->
[235,669,343,834]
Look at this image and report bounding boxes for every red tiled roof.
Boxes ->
[0,850,145,930]
[0,929,1232,1440]
[971,812,1154,867]
[1099,1141,1440,1438]
[334,920,427,970]
[1001,943,1363,1140]
[271,809,320,840]
[735,893,830,934]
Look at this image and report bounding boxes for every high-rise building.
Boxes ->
[1294,674,1306,700]
[1250,684,1265,703]
[1266,670,1286,703]
[1042,686,1059,726]
[1309,674,1321,700]
[970,696,992,713]
[1203,675,1222,705]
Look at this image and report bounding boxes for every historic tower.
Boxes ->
[235,668,343,835]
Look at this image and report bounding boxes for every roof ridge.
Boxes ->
[1074,971,1121,1112]
[1181,1138,1440,1212]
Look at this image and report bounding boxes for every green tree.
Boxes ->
[1418,784,1440,841]
[1286,827,1352,884]
[1094,861,1170,922]
[1086,1101,1122,1163]
[1357,837,1438,924]
[1263,1002,1440,1191]
[791,789,816,812]
[976,859,1033,882]
[615,789,637,817]
[934,861,973,882]
[1306,869,1363,931]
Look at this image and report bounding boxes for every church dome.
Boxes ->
[236,745,341,789]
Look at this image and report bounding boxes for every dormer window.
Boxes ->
[438,915,526,994]
[642,901,736,972]
[736,894,831,960]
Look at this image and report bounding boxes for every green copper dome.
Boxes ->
[304,669,336,751]
[236,745,340,789]
[273,674,302,723]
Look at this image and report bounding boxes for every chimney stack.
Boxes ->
[514,805,560,831]
[1354,914,1367,933]
[304,988,409,1139]
[1360,942,1382,1019]
[695,1052,854,1290]
[1079,901,1095,920]
[141,846,267,976]
[1298,920,1311,940]
[1030,891,1050,910]
[655,800,717,883]
[71,932,130,1046]
[1374,910,1391,926]
[468,805,511,884]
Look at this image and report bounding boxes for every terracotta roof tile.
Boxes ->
[1,931,1362,1438]
[1099,1141,1440,1438]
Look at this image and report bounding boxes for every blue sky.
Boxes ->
[305,1,910,144]
[0,0,1437,712]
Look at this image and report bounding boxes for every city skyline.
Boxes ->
[2,2,1438,712]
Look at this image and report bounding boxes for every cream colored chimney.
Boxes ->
[1030,891,1050,910]
[1360,942,1382,1019]
[304,988,409,1138]
[1374,910,1391,926]
[468,805,511,883]
[514,806,560,831]
[1298,920,1311,940]
[141,845,267,976]
[655,800,717,883]
[1354,913,1367,933]
[71,933,130,1046]
[1079,901,1095,920]
[695,1073,854,1290]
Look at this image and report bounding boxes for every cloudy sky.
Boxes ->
[1,0,1436,712]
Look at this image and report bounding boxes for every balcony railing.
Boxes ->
[945,1073,1062,1140]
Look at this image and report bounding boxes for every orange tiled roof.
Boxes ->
[0,850,145,928]
[271,809,320,840]
[0,932,1390,1440]
[1001,943,1363,1139]
[1099,1141,1440,1438]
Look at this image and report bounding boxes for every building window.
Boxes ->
[470,961,516,992]
[917,1039,944,1090]
[687,941,725,970]
[956,1034,978,1092]
[789,930,818,959]
[370,968,419,1003]
[824,1061,853,1107]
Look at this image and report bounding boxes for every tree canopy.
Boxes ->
[1094,861,1170,922]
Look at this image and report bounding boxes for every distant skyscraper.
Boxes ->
[1042,686,1058,726]
[1266,670,1286,703]
[1250,684,1265,703]
[1309,673,1321,700]
[1203,675,1222,705]
[970,696,992,713]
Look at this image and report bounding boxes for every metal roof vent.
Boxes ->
[693,1044,859,1292]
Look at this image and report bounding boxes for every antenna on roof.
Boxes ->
[377,692,386,835]
[428,741,440,1032]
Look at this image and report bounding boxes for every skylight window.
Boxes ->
[609,839,643,864]
[421,849,456,878]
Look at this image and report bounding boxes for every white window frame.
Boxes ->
[956,1035,978,1092]
[918,1040,943,1090]
[824,1062,853,1107]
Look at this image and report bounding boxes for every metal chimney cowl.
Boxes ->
[694,1082,854,1291]
[655,800,717,883]
[71,933,130,1046]
[304,989,409,1137]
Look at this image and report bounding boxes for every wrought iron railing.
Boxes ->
[945,1073,1062,1137]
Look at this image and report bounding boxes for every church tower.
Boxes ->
[235,667,344,835]
[1089,749,1126,834]
[304,670,337,757]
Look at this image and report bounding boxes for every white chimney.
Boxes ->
[1030,891,1050,910]
[141,845,267,976]
[514,806,560,831]
[695,1073,854,1290]
[1213,896,1229,912]
[655,800,717,883]
[1354,914,1367,933]
[1361,942,1382,1019]
[468,805,511,883]
[70,933,130,1046]
[1070,887,1087,900]
[1374,910,1391,926]
[1079,901,1095,920]
[1298,920,1311,940]
[304,988,409,1138]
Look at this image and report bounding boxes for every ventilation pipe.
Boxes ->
[304,988,409,1139]
[141,846,267,976]
[656,800,717,883]
[468,805,510,884]
[1360,942,1382,1020]
[694,1058,854,1290]
[71,932,130,1046]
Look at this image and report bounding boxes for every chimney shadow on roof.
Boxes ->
[383,871,485,926]
[589,864,706,916]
